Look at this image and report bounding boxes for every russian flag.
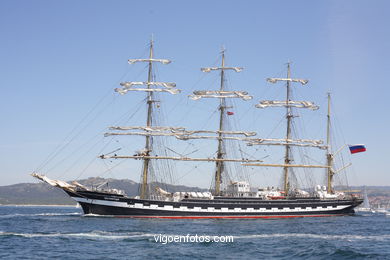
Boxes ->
[348,144,366,154]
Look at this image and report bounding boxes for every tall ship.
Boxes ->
[32,40,363,218]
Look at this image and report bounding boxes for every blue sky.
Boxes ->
[0,0,389,188]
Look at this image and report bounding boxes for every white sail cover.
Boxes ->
[128,58,171,64]
[106,126,189,138]
[105,132,188,137]
[115,81,180,95]
[246,138,326,149]
[105,127,256,139]
[178,130,256,137]
[201,67,243,73]
[247,138,323,145]
[177,135,252,141]
[109,126,185,132]
[31,173,77,191]
[120,82,176,88]
[247,142,327,149]
[101,154,263,163]
[190,91,252,100]
[267,78,308,85]
[115,88,180,95]
[174,129,256,141]
[255,100,319,110]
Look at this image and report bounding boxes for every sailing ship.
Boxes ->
[32,40,363,218]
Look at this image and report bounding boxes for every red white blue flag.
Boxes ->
[348,144,366,154]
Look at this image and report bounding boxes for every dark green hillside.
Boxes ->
[0,177,205,205]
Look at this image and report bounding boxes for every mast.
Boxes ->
[283,63,292,193]
[251,63,320,195]
[215,49,226,195]
[108,39,179,200]
[326,93,334,193]
[105,45,259,197]
[141,40,154,199]
[189,48,251,196]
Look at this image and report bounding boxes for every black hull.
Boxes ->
[65,190,363,219]
[78,202,357,218]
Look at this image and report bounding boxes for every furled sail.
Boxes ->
[108,126,185,132]
[246,137,326,149]
[128,58,171,64]
[189,90,252,100]
[201,67,243,73]
[105,127,256,139]
[100,154,262,163]
[115,81,180,95]
[267,78,308,85]
[255,100,319,110]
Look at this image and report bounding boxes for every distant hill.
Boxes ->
[336,185,390,195]
[0,182,76,205]
[0,177,205,205]
[1,179,389,206]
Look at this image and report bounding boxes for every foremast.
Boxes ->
[111,39,179,199]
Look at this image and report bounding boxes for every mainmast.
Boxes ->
[215,50,227,196]
[141,40,155,199]
[283,63,293,193]
[190,48,252,195]
[326,93,334,193]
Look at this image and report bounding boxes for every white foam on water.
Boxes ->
[82,213,110,217]
[0,231,156,240]
[0,212,81,218]
[36,212,81,216]
[234,233,390,241]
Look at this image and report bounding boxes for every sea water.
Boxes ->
[1,206,389,259]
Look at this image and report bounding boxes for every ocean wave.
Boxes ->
[82,213,109,217]
[3,231,388,242]
[234,233,390,241]
[0,231,155,240]
[0,212,82,218]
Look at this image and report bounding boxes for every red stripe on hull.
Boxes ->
[115,214,345,219]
